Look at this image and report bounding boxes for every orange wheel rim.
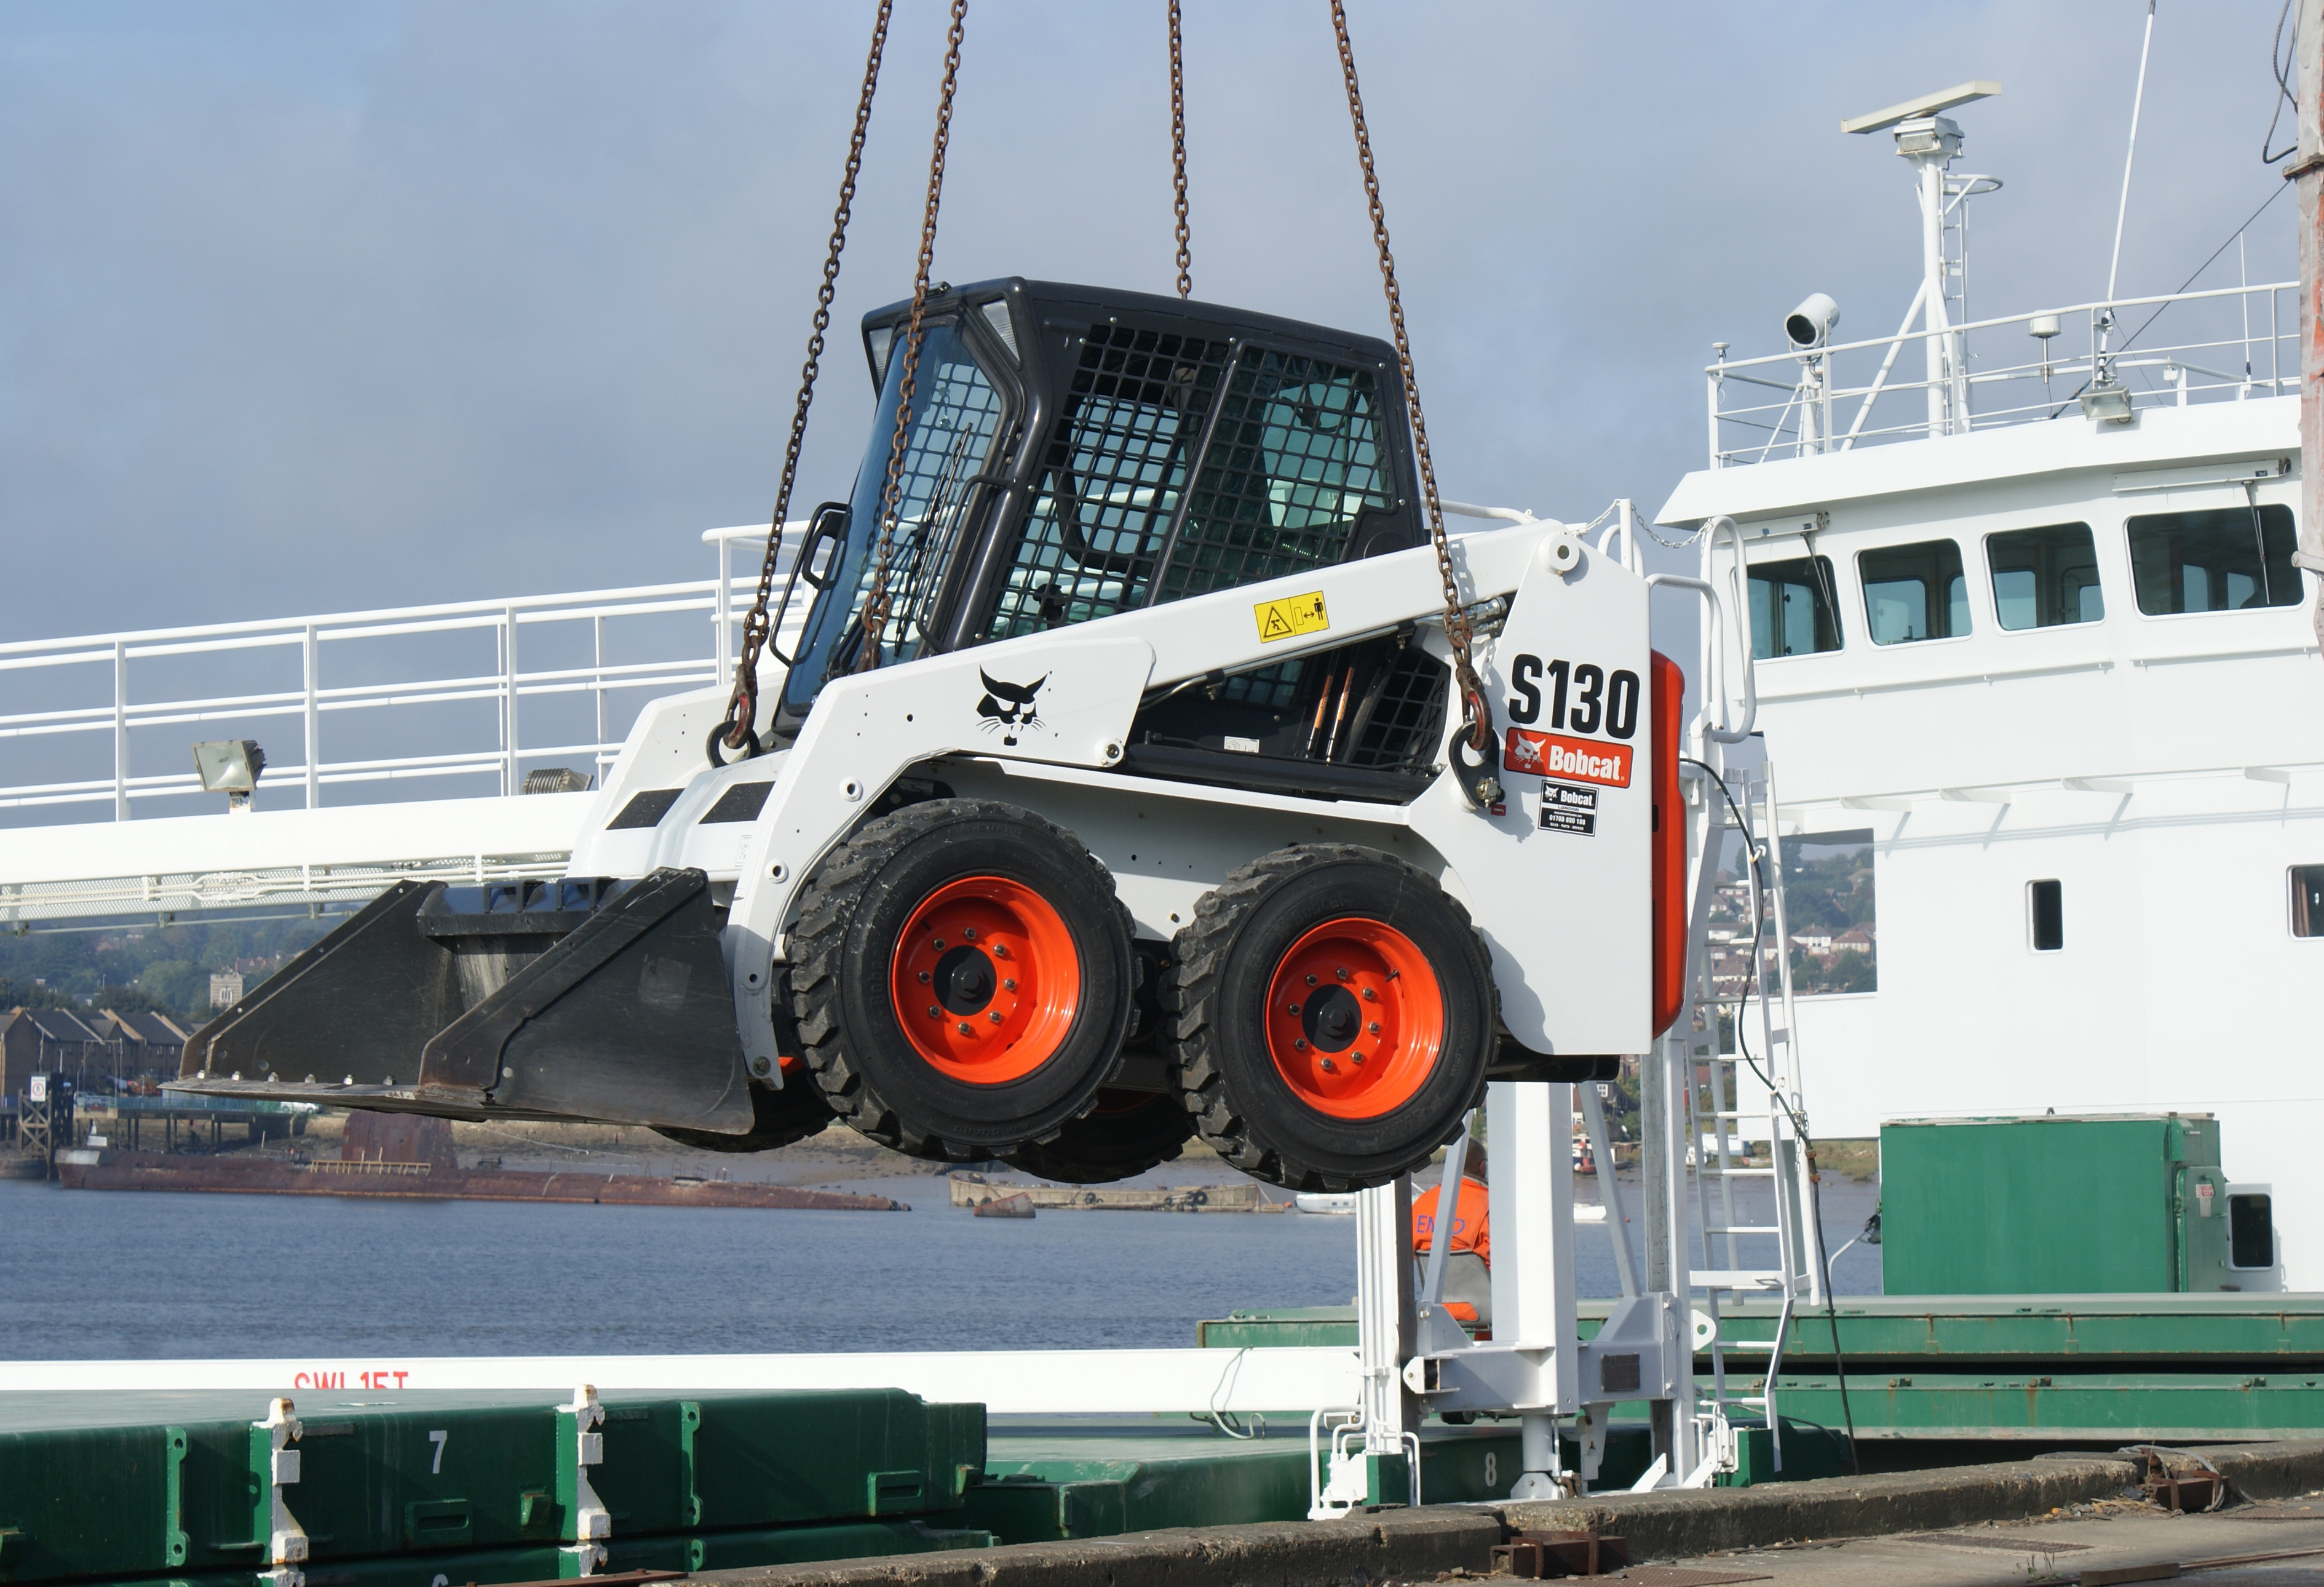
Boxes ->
[1264,917,1443,1119]
[889,875,1080,1084]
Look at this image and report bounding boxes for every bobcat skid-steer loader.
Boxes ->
[175,279,1689,1191]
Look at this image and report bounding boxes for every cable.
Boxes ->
[1680,756,1862,1471]
[2264,0,2299,165]
[2045,178,2291,419]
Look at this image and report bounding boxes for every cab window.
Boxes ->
[1747,555,1842,658]
[2127,505,2302,615]
[1860,539,1969,645]
[1989,523,2103,630]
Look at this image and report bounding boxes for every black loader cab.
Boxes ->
[770,280,1451,803]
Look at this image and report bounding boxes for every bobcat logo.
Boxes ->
[976,670,1048,746]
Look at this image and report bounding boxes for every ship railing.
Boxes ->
[0,525,801,825]
[1705,281,2295,469]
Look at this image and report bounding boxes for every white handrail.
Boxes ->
[1644,517,1756,746]
[0,542,800,820]
[1705,280,2294,375]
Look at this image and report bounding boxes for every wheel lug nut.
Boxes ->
[1362,987,1377,1001]
[1285,1002,1301,1015]
[994,944,1011,959]
[1294,1038,1309,1051]
[1368,1021,1381,1035]
[962,926,977,940]
[1321,1059,1338,1073]
[1004,977,1018,992]
[958,1021,974,1035]
[918,971,932,984]
[1305,974,1319,986]
[988,1011,1004,1023]
[1352,1052,1366,1066]
[1336,966,1350,980]
[932,938,945,950]
[927,1004,942,1018]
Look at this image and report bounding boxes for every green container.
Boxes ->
[1713,1416,1854,1487]
[1880,1114,2245,1295]
[0,1420,188,1582]
[0,1402,274,1583]
[690,1390,982,1528]
[114,1518,991,1586]
[691,1517,994,1570]
[256,1402,565,1561]
[590,1391,983,1535]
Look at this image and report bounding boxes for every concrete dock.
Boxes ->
[695,1441,2324,1586]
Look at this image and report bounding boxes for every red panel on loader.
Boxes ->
[1649,651,1687,1036]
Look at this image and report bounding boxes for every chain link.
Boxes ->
[857,0,969,674]
[1168,0,1191,298]
[718,1,895,752]
[1327,0,1489,753]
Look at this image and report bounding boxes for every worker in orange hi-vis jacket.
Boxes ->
[1412,1142,1491,1332]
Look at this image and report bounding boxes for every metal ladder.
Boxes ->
[1684,760,1820,1479]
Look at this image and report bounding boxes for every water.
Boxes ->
[0,1170,1882,1362]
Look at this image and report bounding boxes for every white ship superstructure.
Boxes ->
[1658,84,2324,1287]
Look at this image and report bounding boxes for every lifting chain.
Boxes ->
[857,0,970,674]
[1168,0,1191,298]
[1327,0,1496,781]
[716,0,895,758]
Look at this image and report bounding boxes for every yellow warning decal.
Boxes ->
[1255,591,1330,644]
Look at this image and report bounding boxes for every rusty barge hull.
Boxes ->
[54,1151,904,1209]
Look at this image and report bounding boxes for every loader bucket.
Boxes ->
[172,867,756,1136]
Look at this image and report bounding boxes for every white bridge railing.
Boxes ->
[1707,280,2296,468]
[0,525,798,822]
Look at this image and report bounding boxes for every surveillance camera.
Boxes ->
[1784,293,1841,349]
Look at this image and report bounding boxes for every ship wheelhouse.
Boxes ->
[1655,86,2323,1288]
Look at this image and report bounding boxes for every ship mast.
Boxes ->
[1842,82,2001,440]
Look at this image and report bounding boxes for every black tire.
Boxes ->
[1001,1088,1192,1183]
[652,1072,833,1153]
[1164,844,1493,1191]
[788,799,1136,1159]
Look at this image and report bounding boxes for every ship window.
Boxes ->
[2229,1192,2276,1269]
[2127,504,2302,615]
[1746,555,1842,658]
[1860,539,1970,645]
[1988,522,2103,630]
[2292,865,2324,937]
[2028,878,2063,952]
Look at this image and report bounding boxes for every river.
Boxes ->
[0,1165,1881,1362]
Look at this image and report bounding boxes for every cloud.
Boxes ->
[0,0,2298,645]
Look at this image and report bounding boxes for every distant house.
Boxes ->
[98,1009,194,1078]
[1790,929,1834,954]
[209,971,244,1009]
[1831,925,1876,955]
[0,1008,112,1097]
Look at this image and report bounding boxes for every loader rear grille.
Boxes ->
[1343,644,1446,773]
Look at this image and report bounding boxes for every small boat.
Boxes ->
[1294,1191,1357,1215]
[972,1191,1036,1219]
[1574,1202,1609,1224]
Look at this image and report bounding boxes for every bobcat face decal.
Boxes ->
[975,670,1048,747]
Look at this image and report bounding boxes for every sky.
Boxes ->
[0,0,2304,643]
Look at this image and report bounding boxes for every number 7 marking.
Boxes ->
[427,1429,447,1474]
